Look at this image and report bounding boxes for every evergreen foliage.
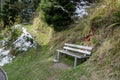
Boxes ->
[40,0,76,31]
[0,0,20,26]
[0,0,41,27]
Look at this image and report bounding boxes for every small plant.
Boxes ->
[90,36,97,44]
[113,10,120,23]
[9,28,22,43]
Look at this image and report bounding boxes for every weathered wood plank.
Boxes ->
[74,57,77,67]
[64,43,92,51]
[56,43,92,67]
[57,52,60,61]
[63,46,91,55]
[56,50,88,59]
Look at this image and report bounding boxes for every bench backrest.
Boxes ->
[64,43,93,55]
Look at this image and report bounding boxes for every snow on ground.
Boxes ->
[0,0,91,67]
[0,48,14,66]
[53,0,91,19]
[74,0,90,18]
[0,39,8,47]
[13,25,36,51]
[0,24,36,66]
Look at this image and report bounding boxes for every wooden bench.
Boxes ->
[56,43,92,67]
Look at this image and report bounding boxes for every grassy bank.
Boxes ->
[24,15,53,45]
[4,45,63,80]
[3,0,120,80]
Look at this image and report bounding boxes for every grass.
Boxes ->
[24,16,53,45]
[3,45,63,80]
[58,28,120,80]
[3,0,120,80]
[58,64,89,80]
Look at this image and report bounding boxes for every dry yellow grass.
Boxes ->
[25,16,53,45]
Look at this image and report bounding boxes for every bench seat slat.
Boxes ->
[63,47,91,55]
[65,43,92,51]
[56,43,92,67]
[57,50,88,59]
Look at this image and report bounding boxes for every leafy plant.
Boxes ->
[9,28,22,42]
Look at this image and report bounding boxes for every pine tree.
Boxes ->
[0,0,41,27]
[0,0,22,27]
[40,0,76,31]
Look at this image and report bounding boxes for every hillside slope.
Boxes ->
[57,1,120,80]
[3,0,120,80]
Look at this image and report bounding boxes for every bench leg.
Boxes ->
[57,52,61,62]
[74,57,77,67]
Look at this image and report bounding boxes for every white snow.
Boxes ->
[13,25,36,51]
[0,48,14,66]
[0,49,9,56]
[0,24,36,66]
[0,39,8,46]
[14,24,21,28]
[74,0,90,18]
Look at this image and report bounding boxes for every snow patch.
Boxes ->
[0,24,36,66]
[0,48,14,66]
[13,27,36,51]
[0,39,8,46]
[74,0,90,18]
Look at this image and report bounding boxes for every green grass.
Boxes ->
[24,16,53,45]
[58,64,91,80]
[3,45,62,80]
[3,0,120,80]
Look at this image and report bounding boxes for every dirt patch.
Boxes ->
[47,62,71,80]
[52,62,71,70]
